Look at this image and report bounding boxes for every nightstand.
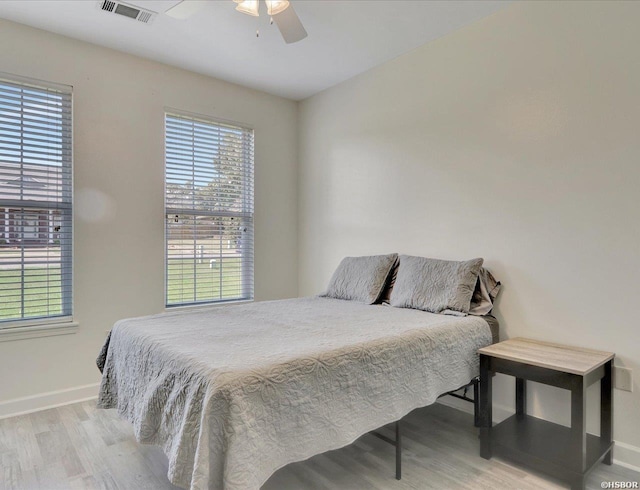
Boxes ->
[478,338,614,490]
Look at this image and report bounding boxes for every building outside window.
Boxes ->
[0,73,73,325]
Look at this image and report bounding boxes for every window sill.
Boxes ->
[163,298,254,313]
[0,322,79,343]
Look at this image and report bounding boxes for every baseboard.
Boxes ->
[613,441,640,472]
[436,398,640,472]
[436,395,512,423]
[0,383,100,419]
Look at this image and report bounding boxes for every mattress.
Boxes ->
[97,297,493,490]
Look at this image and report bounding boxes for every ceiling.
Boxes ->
[0,0,509,100]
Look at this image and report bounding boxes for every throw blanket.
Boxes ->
[97,297,491,490]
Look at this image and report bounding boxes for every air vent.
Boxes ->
[97,0,157,24]
[101,0,116,12]
[137,10,153,24]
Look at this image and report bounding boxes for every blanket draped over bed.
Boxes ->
[97,297,492,490]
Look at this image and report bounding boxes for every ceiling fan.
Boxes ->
[165,0,308,44]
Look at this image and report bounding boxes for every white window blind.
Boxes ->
[0,73,73,326]
[165,112,254,307]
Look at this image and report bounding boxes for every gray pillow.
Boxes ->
[321,254,398,304]
[469,267,501,316]
[390,255,484,316]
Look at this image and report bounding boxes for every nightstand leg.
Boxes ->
[601,360,613,465]
[571,377,587,474]
[479,354,492,459]
[516,377,526,419]
[570,473,586,490]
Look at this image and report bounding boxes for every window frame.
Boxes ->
[0,72,74,332]
[163,108,254,308]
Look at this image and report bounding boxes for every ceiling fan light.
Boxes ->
[265,0,289,16]
[235,0,260,16]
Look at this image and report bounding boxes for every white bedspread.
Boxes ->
[97,297,492,490]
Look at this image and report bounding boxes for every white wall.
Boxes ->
[298,1,640,467]
[0,19,298,411]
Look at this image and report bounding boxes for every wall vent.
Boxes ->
[97,0,157,24]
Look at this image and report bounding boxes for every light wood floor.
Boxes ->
[0,400,637,490]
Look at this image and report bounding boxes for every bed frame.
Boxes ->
[370,376,480,480]
[371,313,498,479]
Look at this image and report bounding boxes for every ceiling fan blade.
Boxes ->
[165,0,206,19]
[273,5,307,44]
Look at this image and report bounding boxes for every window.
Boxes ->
[0,73,73,326]
[165,112,254,307]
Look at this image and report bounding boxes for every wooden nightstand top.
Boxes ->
[478,337,614,375]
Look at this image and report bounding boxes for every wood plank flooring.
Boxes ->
[0,400,637,489]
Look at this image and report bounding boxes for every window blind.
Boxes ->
[165,112,254,307]
[0,74,73,326]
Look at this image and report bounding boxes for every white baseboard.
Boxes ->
[436,395,512,423]
[436,398,640,473]
[613,441,640,472]
[0,383,100,420]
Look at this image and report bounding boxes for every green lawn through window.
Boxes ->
[166,257,246,306]
[0,266,63,321]
[0,257,247,322]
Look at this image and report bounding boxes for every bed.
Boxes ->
[97,295,497,490]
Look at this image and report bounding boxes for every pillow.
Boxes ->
[390,255,484,316]
[321,254,398,304]
[469,267,502,316]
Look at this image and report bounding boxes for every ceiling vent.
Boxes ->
[97,0,157,24]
